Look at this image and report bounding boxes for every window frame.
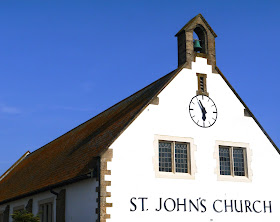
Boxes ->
[158,140,190,174]
[13,205,25,213]
[0,210,3,222]
[196,73,209,96]
[154,135,197,179]
[38,197,54,222]
[219,146,247,177]
[214,141,252,182]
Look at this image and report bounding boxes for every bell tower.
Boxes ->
[175,14,217,73]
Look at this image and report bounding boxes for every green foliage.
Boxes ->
[11,210,40,222]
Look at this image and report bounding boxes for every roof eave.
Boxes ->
[0,151,30,182]
[0,171,98,205]
[97,64,187,157]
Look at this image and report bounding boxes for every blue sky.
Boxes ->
[0,0,279,175]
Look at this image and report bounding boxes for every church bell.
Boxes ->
[193,39,202,52]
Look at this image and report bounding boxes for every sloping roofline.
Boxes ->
[0,63,278,205]
[175,14,218,38]
[0,151,30,182]
[215,66,280,154]
[0,66,184,205]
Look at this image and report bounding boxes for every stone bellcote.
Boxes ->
[175,14,217,73]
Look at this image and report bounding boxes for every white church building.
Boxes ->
[0,14,279,222]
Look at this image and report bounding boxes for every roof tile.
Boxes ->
[0,69,178,204]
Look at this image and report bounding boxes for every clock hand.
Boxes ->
[198,100,203,110]
[198,100,207,114]
[202,112,206,121]
[198,100,207,121]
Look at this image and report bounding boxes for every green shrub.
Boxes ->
[11,210,40,222]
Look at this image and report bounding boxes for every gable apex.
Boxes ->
[175,14,217,38]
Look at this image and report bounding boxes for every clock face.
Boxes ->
[189,95,217,128]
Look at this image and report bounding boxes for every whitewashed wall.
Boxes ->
[107,58,280,222]
[0,189,57,221]
[65,178,98,222]
[0,178,98,222]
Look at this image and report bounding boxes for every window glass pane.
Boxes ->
[49,203,53,222]
[46,204,49,222]
[0,213,4,222]
[39,205,44,222]
[233,148,245,176]
[159,142,172,172]
[175,143,188,173]
[219,147,231,175]
[39,203,53,222]
[200,76,205,91]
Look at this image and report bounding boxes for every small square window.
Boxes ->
[154,135,197,179]
[215,141,252,182]
[159,141,190,174]
[219,146,247,177]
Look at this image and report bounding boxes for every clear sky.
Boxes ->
[0,0,279,175]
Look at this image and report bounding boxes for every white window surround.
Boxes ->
[13,205,25,212]
[38,197,55,206]
[214,140,253,182]
[153,135,197,179]
[38,197,55,222]
[196,73,209,96]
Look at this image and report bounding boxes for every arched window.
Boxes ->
[193,25,208,54]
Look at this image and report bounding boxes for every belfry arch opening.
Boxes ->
[193,25,207,54]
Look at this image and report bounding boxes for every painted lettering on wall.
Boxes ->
[130,197,272,213]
